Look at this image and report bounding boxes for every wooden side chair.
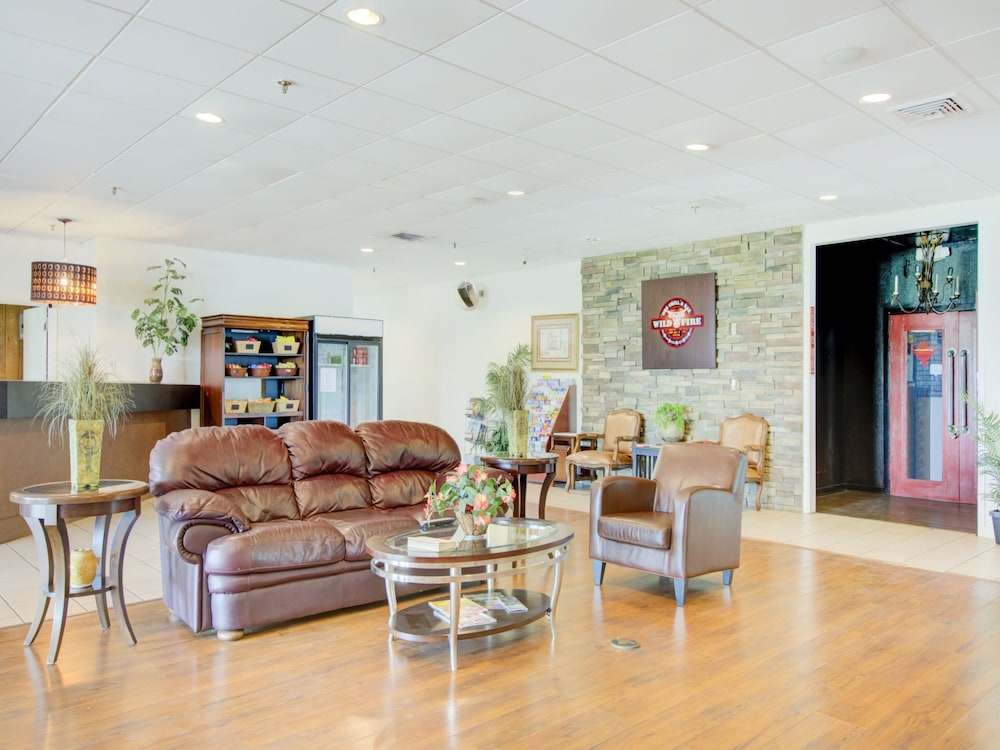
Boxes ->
[565,408,641,490]
[702,413,769,510]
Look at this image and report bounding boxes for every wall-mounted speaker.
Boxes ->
[456,281,485,310]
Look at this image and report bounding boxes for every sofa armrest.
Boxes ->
[153,489,251,533]
[591,475,657,516]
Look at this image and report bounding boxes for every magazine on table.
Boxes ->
[465,591,528,613]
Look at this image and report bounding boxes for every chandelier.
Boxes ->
[890,230,959,314]
[30,218,97,306]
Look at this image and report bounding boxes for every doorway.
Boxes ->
[815,225,978,531]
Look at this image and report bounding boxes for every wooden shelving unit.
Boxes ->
[200,314,310,428]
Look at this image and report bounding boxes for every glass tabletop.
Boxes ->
[375,517,571,559]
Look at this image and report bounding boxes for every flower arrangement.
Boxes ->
[424,463,516,530]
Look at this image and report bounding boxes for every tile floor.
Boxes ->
[3,484,999,630]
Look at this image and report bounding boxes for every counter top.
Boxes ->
[0,382,200,420]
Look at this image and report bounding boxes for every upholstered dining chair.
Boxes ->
[565,408,641,490]
[590,442,748,606]
[700,413,769,510]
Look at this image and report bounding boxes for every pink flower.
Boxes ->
[474,513,491,527]
[455,463,469,476]
[472,469,489,483]
[473,493,489,510]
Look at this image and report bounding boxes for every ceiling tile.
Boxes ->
[431,13,583,85]
[587,87,712,133]
[0,30,91,87]
[395,115,506,153]
[944,29,1000,79]
[102,18,255,86]
[348,136,452,170]
[451,87,572,134]
[894,0,1000,45]
[72,58,206,113]
[218,59,355,113]
[767,6,930,81]
[822,49,972,107]
[698,135,806,169]
[582,136,678,169]
[462,136,566,170]
[323,0,500,52]
[775,111,891,152]
[647,112,760,150]
[520,155,618,183]
[266,16,418,86]
[313,88,436,135]
[148,116,258,157]
[141,0,313,53]
[509,0,688,49]
[519,114,629,153]
[599,11,755,82]
[668,52,810,109]
[413,155,508,184]
[366,55,504,112]
[181,90,303,136]
[517,54,656,111]
[93,139,226,200]
[0,0,130,54]
[698,0,883,46]
[46,89,169,135]
[726,85,852,132]
[270,115,382,155]
[0,72,62,115]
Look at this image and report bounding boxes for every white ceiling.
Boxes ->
[2,0,998,291]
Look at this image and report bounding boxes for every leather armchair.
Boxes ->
[590,442,747,606]
[565,408,641,490]
[699,413,768,510]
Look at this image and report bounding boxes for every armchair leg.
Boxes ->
[723,569,734,586]
[592,561,606,586]
[566,466,576,491]
[672,578,686,606]
[753,482,763,511]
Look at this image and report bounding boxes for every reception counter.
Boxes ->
[0,382,200,543]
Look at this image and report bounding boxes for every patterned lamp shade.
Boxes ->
[30,261,97,306]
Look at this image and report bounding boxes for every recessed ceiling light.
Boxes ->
[346,8,383,26]
[506,189,525,196]
[360,247,374,253]
[195,112,224,124]
[685,143,710,152]
[860,93,891,104]
[818,194,838,201]
[454,260,466,266]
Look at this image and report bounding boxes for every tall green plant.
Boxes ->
[36,345,134,445]
[474,343,531,453]
[969,396,1000,506]
[131,258,203,358]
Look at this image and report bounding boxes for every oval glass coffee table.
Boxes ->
[367,518,574,671]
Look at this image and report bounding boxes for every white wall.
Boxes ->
[0,232,355,383]
[802,195,1000,537]
[354,261,583,452]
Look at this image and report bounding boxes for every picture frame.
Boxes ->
[530,313,579,371]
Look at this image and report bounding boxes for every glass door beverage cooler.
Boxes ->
[304,316,383,426]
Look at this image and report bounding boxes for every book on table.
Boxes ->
[428,597,497,628]
[406,534,456,552]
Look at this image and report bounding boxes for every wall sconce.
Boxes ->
[890,230,959,314]
[30,219,97,306]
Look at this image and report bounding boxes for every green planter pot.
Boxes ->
[69,419,103,492]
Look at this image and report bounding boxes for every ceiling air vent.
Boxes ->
[390,231,427,242]
[891,95,970,124]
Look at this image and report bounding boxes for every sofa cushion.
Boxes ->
[278,421,372,514]
[357,420,460,509]
[149,425,298,523]
[204,518,347,575]
[321,507,427,561]
[598,512,673,549]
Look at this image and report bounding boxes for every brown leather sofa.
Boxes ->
[149,419,460,640]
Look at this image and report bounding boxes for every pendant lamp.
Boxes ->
[30,219,97,306]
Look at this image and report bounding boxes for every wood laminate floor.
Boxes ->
[3,503,1000,748]
[817,490,978,533]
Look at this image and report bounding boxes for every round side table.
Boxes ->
[479,452,558,519]
[9,479,148,665]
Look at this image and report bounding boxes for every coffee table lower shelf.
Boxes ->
[389,588,549,642]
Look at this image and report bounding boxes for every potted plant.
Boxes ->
[131,257,203,383]
[36,345,135,492]
[654,402,686,442]
[968,397,1000,543]
[477,343,531,456]
[424,463,515,536]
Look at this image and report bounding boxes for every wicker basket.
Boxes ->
[235,340,262,354]
[247,399,275,413]
[224,399,248,414]
[273,341,300,355]
[225,364,248,377]
[275,399,300,412]
[274,366,298,376]
[248,363,272,377]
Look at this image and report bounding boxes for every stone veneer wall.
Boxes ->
[580,227,804,511]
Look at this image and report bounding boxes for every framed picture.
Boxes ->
[530,314,579,371]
